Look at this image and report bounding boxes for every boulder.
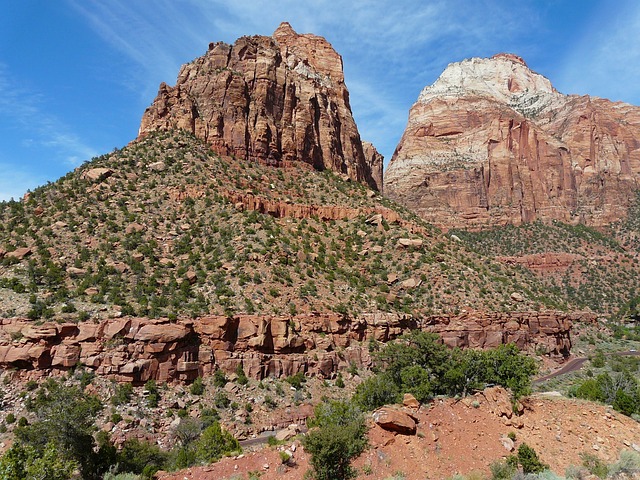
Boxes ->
[402,393,420,409]
[81,168,113,182]
[6,247,32,260]
[372,407,417,435]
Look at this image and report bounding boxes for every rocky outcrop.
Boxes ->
[386,54,640,229]
[0,310,590,383]
[362,141,384,192]
[139,22,382,190]
[497,253,583,273]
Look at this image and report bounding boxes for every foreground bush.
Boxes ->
[302,400,367,480]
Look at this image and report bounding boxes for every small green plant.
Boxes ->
[264,395,277,409]
[213,369,228,387]
[580,452,609,479]
[279,450,292,464]
[285,372,307,390]
[214,391,231,409]
[111,382,134,406]
[144,379,160,408]
[5,413,15,424]
[190,376,205,395]
[517,443,548,474]
[235,364,249,386]
[507,431,516,441]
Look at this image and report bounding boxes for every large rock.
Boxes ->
[139,22,381,191]
[372,407,417,435]
[386,53,640,229]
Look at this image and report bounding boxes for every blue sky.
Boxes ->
[1,0,639,201]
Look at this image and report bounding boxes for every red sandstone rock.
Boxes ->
[6,247,32,260]
[0,309,586,382]
[373,407,418,435]
[403,393,420,409]
[81,168,113,182]
[139,22,381,191]
[386,54,640,229]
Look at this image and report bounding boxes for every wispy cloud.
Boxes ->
[0,63,98,168]
[67,0,540,163]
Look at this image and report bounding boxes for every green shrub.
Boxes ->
[285,372,307,390]
[235,365,249,386]
[490,457,517,480]
[608,450,640,478]
[144,380,159,408]
[194,421,240,463]
[214,392,230,409]
[213,370,227,387]
[117,437,168,479]
[352,373,399,411]
[190,377,205,396]
[111,383,134,406]
[580,452,609,479]
[303,400,368,480]
[517,443,548,474]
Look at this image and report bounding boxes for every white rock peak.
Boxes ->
[418,54,563,115]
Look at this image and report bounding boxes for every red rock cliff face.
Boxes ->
[385,54,640,229]
[0,310,589,383]
[139,22,382,191]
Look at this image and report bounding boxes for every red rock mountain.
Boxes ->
[139,22,382,191]
[385,53,640,229]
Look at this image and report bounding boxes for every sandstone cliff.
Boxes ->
[0,310,588,383]
[385,53,640,229]
[139,22,382,191]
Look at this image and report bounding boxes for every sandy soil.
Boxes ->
[157,390,640,480]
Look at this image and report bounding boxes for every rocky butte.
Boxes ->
[385,53,640,229]
[139,22,383,191]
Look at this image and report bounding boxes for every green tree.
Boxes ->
[302,400,367,480]
[17,379,104,479]
[517,443,548,474]
[352,373,399,411]
[0,442,77,480]
[194,421,241,464]
[116,438,168,478]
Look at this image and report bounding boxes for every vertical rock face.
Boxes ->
[139,22,382,190]
[362,141,384,192]
[385,54,640,229]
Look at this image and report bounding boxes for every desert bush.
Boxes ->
[303,400,367,480]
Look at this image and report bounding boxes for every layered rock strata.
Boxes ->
[0,310,591,383]
[139,22,382,191]
[386,53,640,229]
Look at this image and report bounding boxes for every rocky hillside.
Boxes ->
[0,130,586,381]
[139,22,382,191]
[385,53,640,230]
